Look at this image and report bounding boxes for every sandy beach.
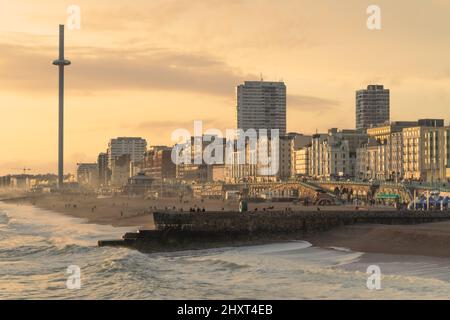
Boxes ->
[4,193,243,229]
[3,192,450,259]
[305,222,450,258]
[4,193,384,229]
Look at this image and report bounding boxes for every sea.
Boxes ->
[1,201,450,299]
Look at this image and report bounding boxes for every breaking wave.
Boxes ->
[1,202,450,299]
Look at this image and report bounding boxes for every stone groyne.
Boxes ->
[153,210,450,233]
[98,210,450,253]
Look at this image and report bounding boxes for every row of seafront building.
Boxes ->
[75,116,450,192]
[5,116,449,194]
[3,81,448,192]
[49,81,450,190]
[10,117,448,193]
[295,119,450,184]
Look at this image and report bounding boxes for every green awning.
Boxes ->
[376,193,400,199]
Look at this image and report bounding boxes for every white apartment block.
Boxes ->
[227,137,291,182]
[357,120,450,183]
[357,136,404,181]
[357,122,416,181]
[403,126,450,182]
[309,129,366,179]
[289,133,312,177]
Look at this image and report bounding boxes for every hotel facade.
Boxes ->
[356,120,450,183]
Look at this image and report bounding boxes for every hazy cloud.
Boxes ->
[136,118,232,132]
[288,94,340,112]
[0,41,254,96]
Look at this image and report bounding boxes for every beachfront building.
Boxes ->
[361,138,388,181]
[237,80,287,136]
[97,152,109,187]
[228,140,258,183]
[175,135,225,182]
[309,129,366,179]
[124,172,154,196]
[356,85,390,130]
[107,137,147,169]
[210,164,227,182]
[293,147,310,177]
[230,134,300,181]
[356,119,450,183]
[76,163,99,187]
[357,121,418,181]
[0,176,11,188]
[403,123,450,182]
[309,134,328,178]
[289,133,312,177]
[143,146,176,180]
[278,135,293,180]
[227,136,289,183]
[110,154,131,187]
[9,176,30,190]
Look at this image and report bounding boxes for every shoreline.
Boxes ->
[303,222,450,258]
[3,194,450,259]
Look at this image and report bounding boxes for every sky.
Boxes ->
[1,0,450,175]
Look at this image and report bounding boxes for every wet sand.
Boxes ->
[305,222,450,258]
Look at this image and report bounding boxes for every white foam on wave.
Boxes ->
[2,201,450,299]
[0,202,135,248]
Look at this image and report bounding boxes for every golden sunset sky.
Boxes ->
[1,0,449,175]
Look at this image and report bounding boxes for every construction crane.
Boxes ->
[12,167,31,174]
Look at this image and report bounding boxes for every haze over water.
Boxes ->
[1,202,450,299]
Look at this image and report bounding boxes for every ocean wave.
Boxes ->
[185,257,250,271]
[0,211,10,225]
[1,202,450,299]
[0,241,95,260]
